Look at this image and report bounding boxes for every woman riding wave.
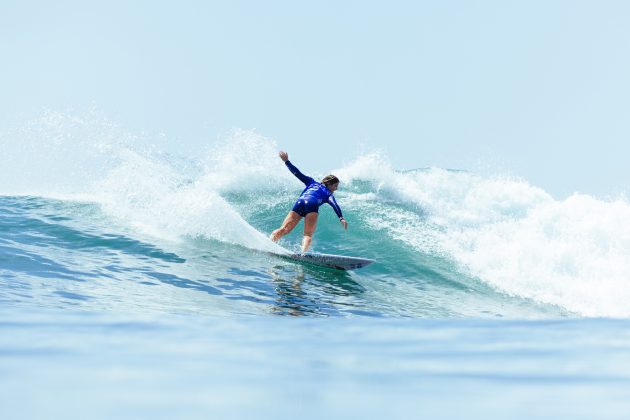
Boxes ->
[270,151,348,252]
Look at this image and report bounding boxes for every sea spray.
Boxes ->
[3,111,630,316]
[0,110,133,196]
[94,146,286,253]
[336,153,630,317]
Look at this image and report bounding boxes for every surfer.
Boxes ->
[271,151,348,252]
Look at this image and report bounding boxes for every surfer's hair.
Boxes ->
[321,175,339,187]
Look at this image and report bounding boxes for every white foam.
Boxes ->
[1,112,286,253]
[7,111,630,316]
[93,143,287,253]
[338,153,630,317]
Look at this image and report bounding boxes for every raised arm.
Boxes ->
[279,151,314,186]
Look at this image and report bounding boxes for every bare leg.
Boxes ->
[271,211,302,242]
[301,212,319,252]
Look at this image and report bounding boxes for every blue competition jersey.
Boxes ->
[285,160,343,219]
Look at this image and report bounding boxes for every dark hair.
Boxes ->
[321,175,339,187]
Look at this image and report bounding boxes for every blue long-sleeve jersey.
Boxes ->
[285,160,343,219]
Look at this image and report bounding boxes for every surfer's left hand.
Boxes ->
[340,218,348,230]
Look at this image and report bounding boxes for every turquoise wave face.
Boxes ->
[0,195,566,318]
[2,122,630,318]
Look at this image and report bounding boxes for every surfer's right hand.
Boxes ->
[279,151,289,162]
[340,218,348,230]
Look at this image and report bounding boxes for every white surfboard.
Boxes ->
[274,251,375,271]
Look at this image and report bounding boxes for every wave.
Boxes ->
[2,111,630,317]
[336,154,630,317]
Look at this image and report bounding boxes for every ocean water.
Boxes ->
[2,113,630,419]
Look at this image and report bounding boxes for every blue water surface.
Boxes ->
[2,310,630,420]
[2,195,630,419]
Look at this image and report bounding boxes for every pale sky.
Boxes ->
[2,1,629,198]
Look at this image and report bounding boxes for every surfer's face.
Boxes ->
[328,182,339,192]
